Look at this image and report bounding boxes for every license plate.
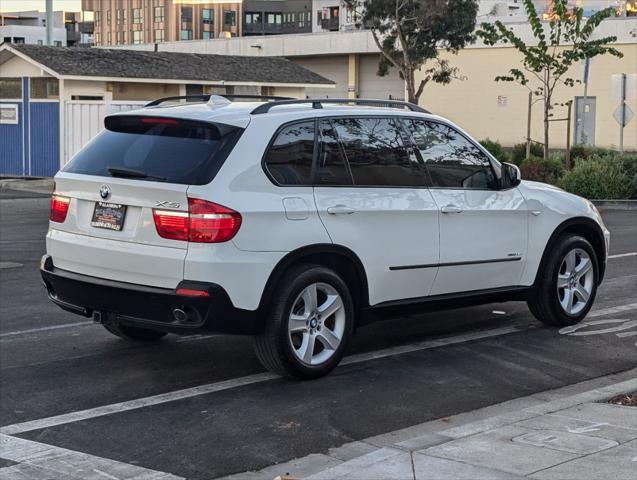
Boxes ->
[91,202,127,231]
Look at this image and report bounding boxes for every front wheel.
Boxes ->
[254,264,354,380]
[528,234,598,327]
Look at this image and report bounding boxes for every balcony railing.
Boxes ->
[321,17,339,31]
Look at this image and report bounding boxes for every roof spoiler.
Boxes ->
[145,94,294,108]
[250,98,430,115]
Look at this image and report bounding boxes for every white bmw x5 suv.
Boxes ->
[42,95,610,379]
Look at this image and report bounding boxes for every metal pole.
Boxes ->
[526,91,532,160]
[580,58,590,145]
[620,73,626,154]
[566,101,572,169]
[45,0,53,46]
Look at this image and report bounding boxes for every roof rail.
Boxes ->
[250,98,430,115]
[145,94,294,107]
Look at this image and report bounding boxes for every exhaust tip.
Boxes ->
[172,308,188,323]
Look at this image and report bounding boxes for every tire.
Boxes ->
[254,264,355,380]
[102,322,168,342]
[528,234,598,327]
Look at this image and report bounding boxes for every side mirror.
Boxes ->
[500,162,521,189]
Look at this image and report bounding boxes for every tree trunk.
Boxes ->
[405,67,417,104]
[543,99,550,161]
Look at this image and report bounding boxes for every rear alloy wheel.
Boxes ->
[528,234,598,327]
[102,322,167,342]
[254,264,354,379]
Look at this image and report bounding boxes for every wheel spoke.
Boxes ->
[317,327,341,350]
[575,258,592,277]
[318,294,343,319]
[297,333,315,363]
[289,313,309,333]
[564,250,576,275]
[574,284,590,304]
[561,288,574,312]
[557,274,570,289]
[302,284,318,314]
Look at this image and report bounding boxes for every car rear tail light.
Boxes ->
[188,198,242,243]
[152,209,189,241]
[50,195,70,223]
[152,198,241,243]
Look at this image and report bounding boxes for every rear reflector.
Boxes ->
[176,288,210,297]
[50,195,71,223]
[152,198,241,243]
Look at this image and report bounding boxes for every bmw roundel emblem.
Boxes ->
[99,184,111,200]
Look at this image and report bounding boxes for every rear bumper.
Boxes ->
[40,255,261,335]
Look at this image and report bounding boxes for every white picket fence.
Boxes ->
[64,100,146,164]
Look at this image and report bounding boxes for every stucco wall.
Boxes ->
[0,55,49,78]
[417,43,637,151]
[112,82,180,101]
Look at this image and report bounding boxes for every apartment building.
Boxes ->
[243,0,312,36]
[83,0,243,46]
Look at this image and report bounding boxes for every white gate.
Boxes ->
[64,101,146,164]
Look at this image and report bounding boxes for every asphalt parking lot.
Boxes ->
[0,189,636,479]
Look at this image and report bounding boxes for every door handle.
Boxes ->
[327,205,356,215]
[441,204,463,214]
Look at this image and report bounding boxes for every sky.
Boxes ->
[0,0,82,13]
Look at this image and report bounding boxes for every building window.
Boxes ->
[53,40,62,46]
[95,10,100,25]
[117,9,125,25]
[107,31,111,44]
[224,10,236,26]
[299,11,310,27]
[202,8,213,24]
[94,32,100,44]
[154,6,165,23]
[14,37,26,44]
[133,30,143,44]
[245,12,261,25]
[0,78,22,99]
[30,78,59,99]
[180,29,193,40]
[155,29,165,42]
[133,8,142,24]
[37,39,43,45]
[316,10,322,25]
[116,31,124,44]
[265,13,281,25]
[181,6,193,23]
[202,31,212,39]
[107,10,111,26]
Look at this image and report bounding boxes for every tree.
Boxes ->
[344,0,478,104]
[477,0,623,160]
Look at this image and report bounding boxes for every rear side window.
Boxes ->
[63,115,243,185]
[316,119,353,185]
[406,119,497,190]
[331,117,425,187]
[263,121,315,185]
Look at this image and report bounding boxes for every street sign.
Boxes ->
[611,73,637,101]
[613,103,634,127]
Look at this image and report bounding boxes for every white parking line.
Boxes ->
[0,324,528,436]
[608,252,637,259]
[3,302,637,436]
[0,321,94,339]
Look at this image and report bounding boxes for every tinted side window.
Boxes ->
[332,117,425,187]
[264,121,314,185]
[407,120,497,189]
[316,120,353,185]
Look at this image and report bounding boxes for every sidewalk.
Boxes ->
[223,369,637,480]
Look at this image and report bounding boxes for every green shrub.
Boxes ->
[519,156,565,185]
[569,144,614,161]
[558,154,637,199]
[479,138,510,163]
[511,142,543,164]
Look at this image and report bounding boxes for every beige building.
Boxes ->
[83,0,242,46]
[108,17,636,151]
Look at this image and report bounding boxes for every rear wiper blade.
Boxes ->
[107,166,166,181]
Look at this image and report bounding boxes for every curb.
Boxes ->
[218,368,637,480]
[592,200,637,210]
[0,177,54,195]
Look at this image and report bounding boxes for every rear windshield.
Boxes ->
[63,115,244,185]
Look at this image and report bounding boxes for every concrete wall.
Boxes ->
[0,25,67,46]
[418,42,637,150]
[358,54,404,100]
[294,55,349,97]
